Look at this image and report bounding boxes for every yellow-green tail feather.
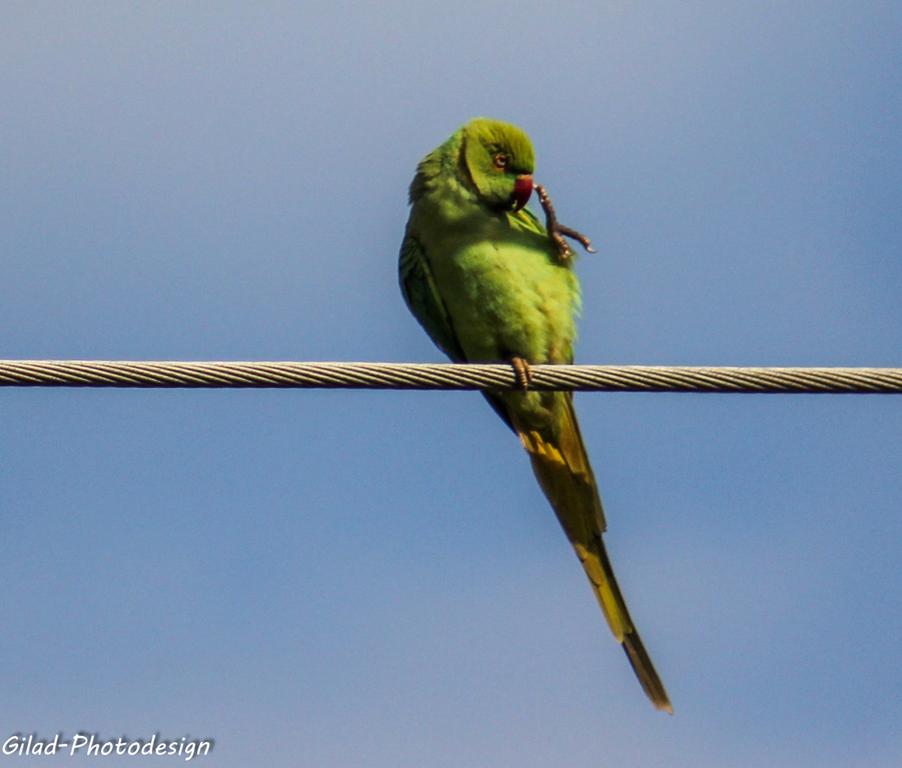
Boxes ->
[511,393,672,713]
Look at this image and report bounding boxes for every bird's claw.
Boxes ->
[534,183,597,262]
[556,224,597,254]
[510,356,533,391]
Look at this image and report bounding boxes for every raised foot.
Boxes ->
[534,183,598,263]
[510,356,533,391]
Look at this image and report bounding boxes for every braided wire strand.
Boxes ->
[0,360,900,393]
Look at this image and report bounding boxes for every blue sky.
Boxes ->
[1,3,900,766]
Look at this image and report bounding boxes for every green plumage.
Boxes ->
[399,118,672,713]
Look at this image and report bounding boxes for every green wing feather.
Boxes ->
[399,231,515,431]
[399,231,466,362]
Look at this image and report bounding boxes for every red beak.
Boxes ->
[512,174,533,211]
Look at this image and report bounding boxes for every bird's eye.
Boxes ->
[493,153,509,169]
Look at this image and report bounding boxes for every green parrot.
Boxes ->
[398,117,671,713]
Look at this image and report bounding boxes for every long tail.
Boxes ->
[509,391,672,713]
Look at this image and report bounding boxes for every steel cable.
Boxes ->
[1,360,900,393]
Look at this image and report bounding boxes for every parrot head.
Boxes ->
[461,118,535,212]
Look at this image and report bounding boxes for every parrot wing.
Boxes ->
[399,231,515,431]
